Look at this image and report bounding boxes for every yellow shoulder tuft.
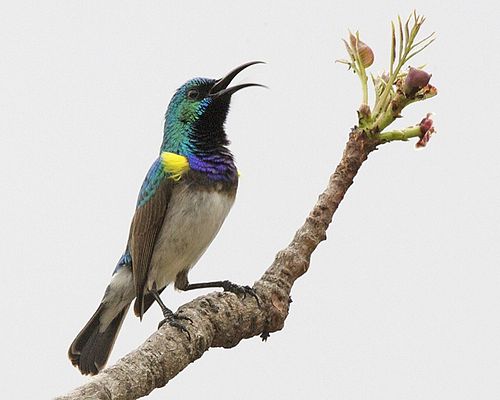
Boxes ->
[160,152,189,181]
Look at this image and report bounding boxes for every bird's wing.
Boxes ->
[129,157,174,319]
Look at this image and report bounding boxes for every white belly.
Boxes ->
[147,185,235,290]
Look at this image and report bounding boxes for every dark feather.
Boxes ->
[68,304,129,375]
[130,176,174,318]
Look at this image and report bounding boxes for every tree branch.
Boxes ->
[56,129,380,400]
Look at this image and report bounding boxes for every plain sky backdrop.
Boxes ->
[1,1,499,399]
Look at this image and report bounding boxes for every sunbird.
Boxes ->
[68,61,264,375]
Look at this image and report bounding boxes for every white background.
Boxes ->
[1,1,499,399]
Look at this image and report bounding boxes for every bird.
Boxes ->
[68,61,264,375]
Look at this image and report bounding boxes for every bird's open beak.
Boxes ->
[209,61,266,98]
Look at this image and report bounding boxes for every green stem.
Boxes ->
[372,49,408,117]
[360,70,368,105]
[378,125,421,142]
[353,43,368,105]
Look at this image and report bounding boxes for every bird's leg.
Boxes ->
[151,289,192,339]
[175,272,260,306]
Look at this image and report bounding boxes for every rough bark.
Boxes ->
[56,129,380,400]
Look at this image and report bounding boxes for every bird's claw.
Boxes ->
[221,280,261,307]
[158,312,192,340]
[260,330,270,341]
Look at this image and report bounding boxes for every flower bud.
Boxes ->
[349,32,374,68]
[358,103,371,118]
[416,113,435,148]
[404,67,432,96]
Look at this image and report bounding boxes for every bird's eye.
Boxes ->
[187,89,199,100]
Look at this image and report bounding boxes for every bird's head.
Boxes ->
[162,61,265,155]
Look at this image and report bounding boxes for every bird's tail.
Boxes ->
[68,265,134,375]
[68,302,130,375]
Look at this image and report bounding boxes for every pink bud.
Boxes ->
[416,113,435,148]
[419,114,433,135]
[404,67,432,96]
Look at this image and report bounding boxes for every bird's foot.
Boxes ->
[158,310,192,340]
[220,280,261,307]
